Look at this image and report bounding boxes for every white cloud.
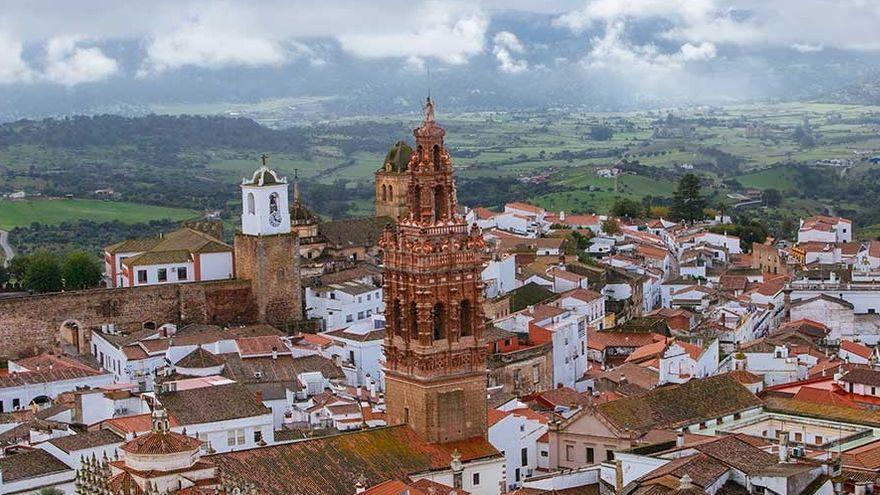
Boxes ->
[138,8,287,76]
[791,43,824,53]
[492,31,528,73]
[0,32,34,84]
[43,36,118,86]
[585,21,716,72]
[337,3,487,65]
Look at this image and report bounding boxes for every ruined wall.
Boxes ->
[0,279,257,358]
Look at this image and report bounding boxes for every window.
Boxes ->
[472,473,480,486]
[541,451,548,457]
[733,412,741,420]
[177,267,188,280]
[349,350,355,364]
[532,365,540,384]
[254,430,263,443]
[433,302,445,340]
[346,314,353,323]
[157,268,167,282]
[460,300,472,337]
[699,422,707,430]
[330,292,336,300]
[366,309,372,317]
[606,450,615,462]
[521,447,528,466]
[565,445,574,462]
[358,296,363,303]
[586,447,595,464]
[794,432,803,442]
[246,193,255,214]
[815,435,823,445]
[12,399,20,409]
[198,432,211,450]
[357,311,364,320]
[515,468,521,482]
[227,429,245,446]
[137,270,148,284]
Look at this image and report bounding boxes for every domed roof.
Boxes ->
[381,140,413,173]
[121,429,202,455]
[290,201,318,224]
[243,166,286,187]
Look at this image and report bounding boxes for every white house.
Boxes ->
[323,316,386,389]
[482,255,517,299]
[798,215,853,243]
[104,227,233,288]
[0,354,113,413]
[488,408,549,490]
[157,380,275,453]
[306,280,384,331]
[526,306,588,389]
[552,288,606,331]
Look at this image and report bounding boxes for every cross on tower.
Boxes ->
[260,153,269,167]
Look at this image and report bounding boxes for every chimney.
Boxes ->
[778,431,789,463]
[678,474,693,491]
[255,390,263,403]
[676,431,685,448]
[854,481,870,495]
[271,346,278,361]
[354,474,366,494]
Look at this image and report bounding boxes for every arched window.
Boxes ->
[432,145,441,170]
[433,185,444,221]
[269,192,279,214]
[392,299,402,338]
[409,302,418,340]
[388,185,393,202]
[413,185,422,213]
[433,303,445,340]
[246,192,255,215]
[459,299,472,337]
[381,184,387,202]
[417,145,424,162]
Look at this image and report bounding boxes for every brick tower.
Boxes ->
[380,98,489,444]
[234,154,302,328]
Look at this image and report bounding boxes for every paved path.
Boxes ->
[0,230,13,267]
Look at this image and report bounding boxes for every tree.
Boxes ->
[39,488,65,495]
[611,198,643,218]
[7,255,30,282]
[589,125,614,141]
[62,251,102,290]
[602,217,621,235]
[0,264,8,287]
[24,250,62,293]
[670,173,707,222]
[762,188,782,208]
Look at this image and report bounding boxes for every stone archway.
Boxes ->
[59,319,85,353]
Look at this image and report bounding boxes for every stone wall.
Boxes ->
[0,279,257,358]
[234,232,301,328]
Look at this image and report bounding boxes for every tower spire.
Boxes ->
[293,168,300,204]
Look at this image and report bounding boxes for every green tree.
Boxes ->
[24,250,62,293]
[611,198,643,218]
[0,264,8,286]
[602,217,621,235]
[670,173,707,222]
[762,188,782,208]
[62,251,102,290]
[589,125,614,141]
[7,255,30,282]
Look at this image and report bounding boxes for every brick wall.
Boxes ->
[0,279,257,358]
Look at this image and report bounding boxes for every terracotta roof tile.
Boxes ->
[121,430,202,455]
[840,340,873,360]
[210,425,499,495]
[159,382,270,425]
[0,448,72,483]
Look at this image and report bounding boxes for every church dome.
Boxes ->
[290,201,318,224]
[381,140,413,173]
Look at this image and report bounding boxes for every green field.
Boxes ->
[0,199,197,230]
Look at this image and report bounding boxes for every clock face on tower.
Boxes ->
[269,210,282,227]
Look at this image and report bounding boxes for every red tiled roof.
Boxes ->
[210,425,499,495]
[588,329,666,351]
[792,386,863,409]
[561,288,603,303]
[121,430,202,455]
[237,335,290,357]
[488,409,512,427]
[103,413,181,435]
[728,370,762,384]
[507,202,543,214]
[474,207,497,220]
[840,340,873,360]
[842,439,880,470]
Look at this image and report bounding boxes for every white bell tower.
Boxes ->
[241,154,291,236]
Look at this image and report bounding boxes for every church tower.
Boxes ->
[375,140,412,219]
[234,154,302,327]
[380,98,488,444]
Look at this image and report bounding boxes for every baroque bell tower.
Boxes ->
[380,98,488,444]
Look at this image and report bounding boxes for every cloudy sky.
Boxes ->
[0,0,878,113]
